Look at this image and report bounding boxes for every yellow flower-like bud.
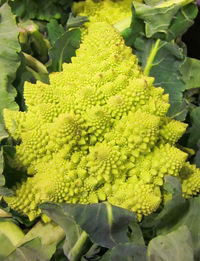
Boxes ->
[180,163,200,198]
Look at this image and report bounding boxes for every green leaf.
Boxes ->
[21,221,65,260]
[0,187,13,196]
[166,3,198,41]
[133,37,187,120]
[180,57,200,89]
[47,19,65,45]
[133,1,179,38]
[142,177,200,259]
[128,222,145,246]
[41,202,136,248]
[0,220,24,260]
[157,196,200,259]
[0,3,21,137]
[0,220,64,261]
[8,0,73,24]
[194,146,200,168]
[187,106,200,149]
[100,243,147,261]
[14,52,49,111]
[125,3,198,122]
[48,29,81,72]
[22,221,64,247]
[0,126,8,143]
[6,238,49,261]
[41,203,92,261]
[147,226,194,261]
[0,221,24,246]
[2,145,26,189]
[133,0,197,40]
[0,151,5,187]
[50,247,66,261]
[66,13,89,29]
[82,244,106,261]
[0,230,16,260]
[0,146,15,196]
[25,26,50,63]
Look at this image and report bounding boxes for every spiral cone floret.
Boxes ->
[3,22,200,221]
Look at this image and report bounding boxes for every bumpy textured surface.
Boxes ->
[73,0,134,26]
[3,22,200,221]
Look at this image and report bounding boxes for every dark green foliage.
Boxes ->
[1,0,200,260]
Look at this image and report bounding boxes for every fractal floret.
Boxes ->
[3,22,200,221]
[73,0,134,26]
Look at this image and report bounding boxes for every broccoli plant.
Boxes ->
[3,22,200,222]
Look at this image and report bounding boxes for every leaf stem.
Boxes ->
[143,39,160,76]
[22,52,48,75]
[106,202,113,227]
[68,231,90,261]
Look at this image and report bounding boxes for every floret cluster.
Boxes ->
[4,22,200,221]
[73,0,134,25]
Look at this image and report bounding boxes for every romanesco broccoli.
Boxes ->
[72,0,139,34]
[3,22,200,221]
[73,0,134,25]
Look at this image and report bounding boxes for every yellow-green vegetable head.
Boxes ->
[3,22,200,221]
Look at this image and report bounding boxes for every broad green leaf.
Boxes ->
[6,238,49,261]
[133,1,179,38]
[22,221,64,246]
[21,221,65,260]
[187,106,200,149]
[0,220,24,260]
[8,0,73,24]
[147,226,194,261]
[0,3,20,137]
[133,37,187,120]
[41,202,136,248]
[0,231,15,260]
[180,57,200,89]
[0,221,63,261]
[157,196,200,259]
[128,222,145,246]
[41,202,92,261]
[133,0,197,40]
[100,243,147,261]
[0,221,24,246]
[48,29,81,72]
[47,19,65,45]
[166,3,197,41]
